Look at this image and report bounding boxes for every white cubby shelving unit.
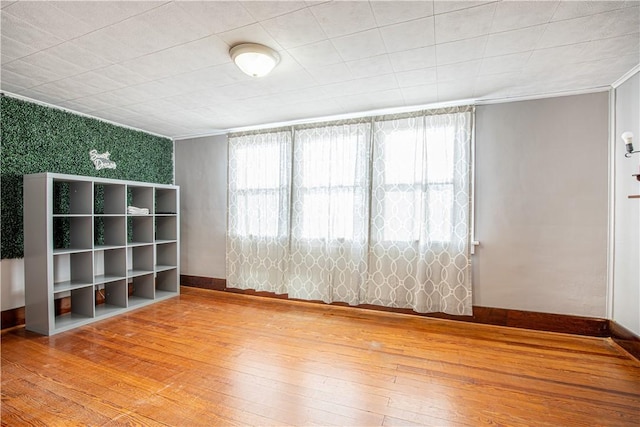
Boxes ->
[24,172,180,335]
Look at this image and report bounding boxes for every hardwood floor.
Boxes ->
[2,287,639,426]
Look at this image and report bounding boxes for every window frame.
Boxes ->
[374,123,458,245]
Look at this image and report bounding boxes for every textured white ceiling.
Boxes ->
[1,0,639,139]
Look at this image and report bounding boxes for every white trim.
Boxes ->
[223,98,476,135]
[1,91,172,140]
[607,88,616,319]
[173,130,228,140]
[470,107,478,256]
[611,64,640,89]
[475,86,611,106]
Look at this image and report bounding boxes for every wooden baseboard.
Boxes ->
[610,320,640,360]
[180,274,227,291]
[472,306,610,337]
[1,306,25,330]
[180,275,226,291]
[392,305,609,337]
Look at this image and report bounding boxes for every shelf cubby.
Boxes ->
[53,216,93,253]
[155,215,177,242]
[127,185,153,214]
[53,180,93,215]
[94,248,126,284]
[128,215,153,245]
[155,188,177,214]
[156,241,177,271]
[128,245,154,277]
[95,216,126,248]
[95,183,126,215]
[129,274,155,306]
[53,251,94,294]
[156,269,178,296]
[95,280,128,317]
[54,286,94,331]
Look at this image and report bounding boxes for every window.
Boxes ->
[373,119,456,243]
[227,107,472,315]
[292,124,370,241]
[228,132,290,239]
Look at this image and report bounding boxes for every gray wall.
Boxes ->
[175,134,228,279]
[614,71,640,335]
[474,92,609,317]
[176,92,610,318]
[1,259,24,311]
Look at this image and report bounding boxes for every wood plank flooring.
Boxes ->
[2,286,639,426]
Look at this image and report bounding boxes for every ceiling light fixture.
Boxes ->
[230,43,280,78]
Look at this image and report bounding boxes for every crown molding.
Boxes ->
[173,130,228,141]
[475,86,611,106]
[217,98,477,136]
[611,64,640,89]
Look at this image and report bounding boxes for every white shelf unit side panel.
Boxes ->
[24,174,53,335]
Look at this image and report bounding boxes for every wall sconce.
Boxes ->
[623,131,636,158]
[230,43,280,77]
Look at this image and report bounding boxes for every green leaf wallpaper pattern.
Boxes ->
[0,95,174,259]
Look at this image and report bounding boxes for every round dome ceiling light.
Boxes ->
[230,43,280,78]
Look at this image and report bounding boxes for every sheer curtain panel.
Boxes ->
[227,130,291,294]
[367,109,472,315]
[289,122,371,304]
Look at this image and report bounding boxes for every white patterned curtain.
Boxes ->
[366,109,472,315]
[227,130,291,294]
[227,107,473,315]
[288,122,371,304]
